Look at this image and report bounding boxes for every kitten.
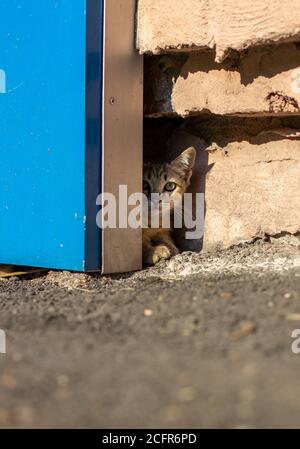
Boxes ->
[143,147,196,266]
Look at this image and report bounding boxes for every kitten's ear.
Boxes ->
[171,147,196,182]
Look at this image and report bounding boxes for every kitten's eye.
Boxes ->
[143,181,150,193]
[164,182,177,192]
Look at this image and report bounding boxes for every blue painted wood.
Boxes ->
[0,0,103,271]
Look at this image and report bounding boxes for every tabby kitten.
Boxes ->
[143,147,196,266]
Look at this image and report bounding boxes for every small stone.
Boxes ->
[230,321,256,341]
[144,309,153,317]
[220,291,232,300]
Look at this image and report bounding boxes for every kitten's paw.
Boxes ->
[143,243,178,266]
[152,245,171,265]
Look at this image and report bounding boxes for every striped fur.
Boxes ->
[143,147,196,265]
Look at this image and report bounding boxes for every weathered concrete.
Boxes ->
[145,44,300,117]
[137,0,300,62]
[0,239,300,428]
[166,118,300,250]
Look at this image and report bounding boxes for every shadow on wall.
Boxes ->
[144,42,300,118]
[176,43,300,87]
[144,115,300,252]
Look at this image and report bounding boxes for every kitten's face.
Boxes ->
[143,147,196,227]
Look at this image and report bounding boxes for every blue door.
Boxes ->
[0,0,103,271]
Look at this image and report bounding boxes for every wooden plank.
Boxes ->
[102,0,143,274]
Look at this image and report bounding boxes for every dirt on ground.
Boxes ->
[0,235,300,428]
